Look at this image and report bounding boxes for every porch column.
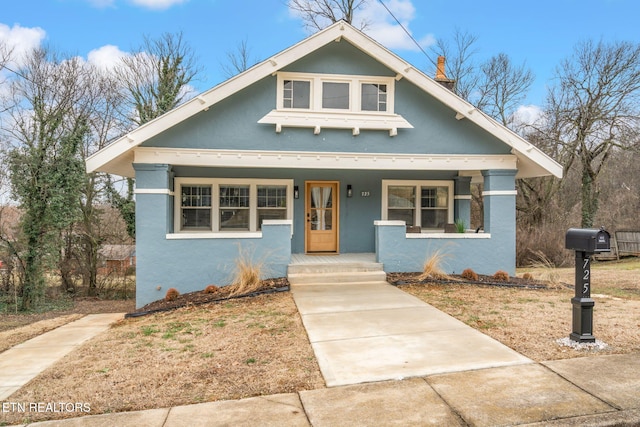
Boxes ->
[481,169,517,275]
[133,163,173,307]
[453,176,472,230]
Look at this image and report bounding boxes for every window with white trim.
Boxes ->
[283,79,311,108]
[257,185,288,229]
[382,180,454,231]
[277,72,394,113]
[322,81,350,109]
[361,83,387,111]
[180,185,212,229]
[176,178,293,233]
[219,185,250,230]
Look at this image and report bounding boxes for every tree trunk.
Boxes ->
[86,238,99,297]
[21,238,44,311]
[580,167,599,228]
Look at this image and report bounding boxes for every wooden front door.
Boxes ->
[305,181,339,253]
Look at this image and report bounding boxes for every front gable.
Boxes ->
[87,21,562,179]
[282,39,396,77]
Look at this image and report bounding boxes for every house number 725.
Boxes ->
[582,257,590,295]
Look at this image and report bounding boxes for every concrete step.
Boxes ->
[288,270,387,285]
[287,262,383,275]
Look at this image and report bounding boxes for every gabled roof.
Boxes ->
[86,21,562,179]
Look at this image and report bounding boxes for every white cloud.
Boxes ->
[513,104,544,127]
[288,0,432,51]
[88,44,129,71]
[0,23,46,67]
[361,0,418,49]
[418,33,436,49]
[128,0,189,10]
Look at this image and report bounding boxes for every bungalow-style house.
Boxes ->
[87,21,562,307]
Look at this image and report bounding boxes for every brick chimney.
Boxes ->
[434,56,455,91]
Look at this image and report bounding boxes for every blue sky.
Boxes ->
[2,0,639,111]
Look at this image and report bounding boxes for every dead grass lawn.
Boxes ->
[2,258,639,424]
[402,258,640,362]
[2,292,323,425]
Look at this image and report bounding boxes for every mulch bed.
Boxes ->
[387,272,556,289]
[128,277,290,317]
[128,272,558,318]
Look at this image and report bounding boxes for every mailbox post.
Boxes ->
[565,227,611,343]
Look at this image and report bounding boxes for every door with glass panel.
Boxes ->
[305,181,339,253]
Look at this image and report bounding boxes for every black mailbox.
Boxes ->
[565,227,611,253]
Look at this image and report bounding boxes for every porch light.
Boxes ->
[294,185,299,199]
[347,184,353,198]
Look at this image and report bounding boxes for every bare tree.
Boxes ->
[546,39,640,228]
[288,0,369,31]
[475,53,534,126]
[220,38,259,79]
[430,28,480,101]
[515,129,565,226]
[109,32,202,239]
[0,40,15,196]
[115,31,200,126]
[76,67,127,296]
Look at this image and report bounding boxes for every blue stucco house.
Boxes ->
[87,22,562,307]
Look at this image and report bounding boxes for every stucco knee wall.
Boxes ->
[135,216,291,308]
[375,222,515,276]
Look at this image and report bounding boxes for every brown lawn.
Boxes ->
[1,258,638,424]
[1,292,323,425]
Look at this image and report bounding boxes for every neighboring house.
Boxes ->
[87,21,562,307]
[98,244,136,275]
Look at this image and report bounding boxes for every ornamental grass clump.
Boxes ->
[529,250,561,287]
[228,246,265,297]
[461,268,479,281]
[492,270,509,282]
[203,284,219,294]
[419,248,450,281]
[165,288,180,301]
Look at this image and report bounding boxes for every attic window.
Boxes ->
[261,71,412,136]
[276,72,394,113]
[361,83,387,112]
[283,80,310,109]
[322,81,349,109]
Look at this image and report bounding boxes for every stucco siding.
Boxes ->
[375,223,513,275]
[141,42,509,157]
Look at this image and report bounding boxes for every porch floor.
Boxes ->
[290,253,376,265]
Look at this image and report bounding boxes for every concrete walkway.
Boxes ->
[0,313,124,400]
[290,280,531,386]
